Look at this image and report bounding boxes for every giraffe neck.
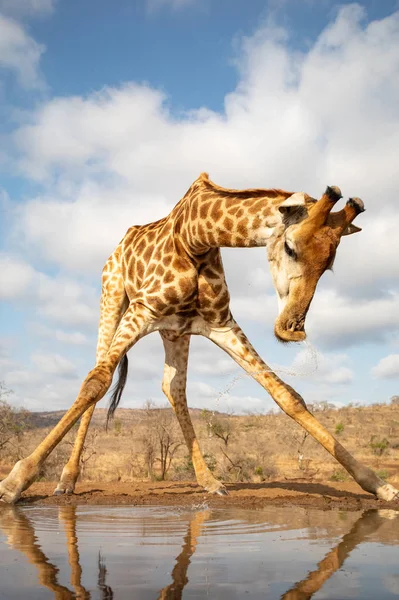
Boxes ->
[177,174,292,255]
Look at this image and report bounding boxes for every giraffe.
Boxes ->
[1,172,398,504]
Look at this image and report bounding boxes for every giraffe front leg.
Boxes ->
[161,333,227,495]
[0,305,150,504]
[54,405,96,496]
[205,320,399,503]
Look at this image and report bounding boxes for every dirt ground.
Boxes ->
[13,479,399,512]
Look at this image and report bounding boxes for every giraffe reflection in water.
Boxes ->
[281,509,396,600]
[0,506,397,599]
[0,506,110,599]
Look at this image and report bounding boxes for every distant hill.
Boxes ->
[26,406,219,429]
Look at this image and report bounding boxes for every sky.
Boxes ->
[1,0,399,414]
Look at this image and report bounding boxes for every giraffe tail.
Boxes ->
[106,354,129,429]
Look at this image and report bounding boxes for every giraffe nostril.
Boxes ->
[285,318,305,333]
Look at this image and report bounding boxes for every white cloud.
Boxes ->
[372,354,399,379]
[0,14,44,88]
[306,290,399,349]
[0,343,17,373]
[323,213,399,300]
[289,348,353,385]
[31,323,90,346]
[31,351,78,377]
[0,253,35,299]
[0,0,55,18]
[9,6,399,305]
[36,274,99,328]
[14,181,170,273]
[188,380,266,414]
[0,254,99,328]
[4,369,81,410]
[3,5,399,411]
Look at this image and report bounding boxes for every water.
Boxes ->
[0,505,398,599]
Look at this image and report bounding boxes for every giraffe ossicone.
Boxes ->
[1,173,398,504]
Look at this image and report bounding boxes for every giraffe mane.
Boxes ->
[198,172,293,200]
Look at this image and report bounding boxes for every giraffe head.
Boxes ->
[267,186,364,342]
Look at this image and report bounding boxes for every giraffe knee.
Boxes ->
[82,365,113,405]
[284,387,308,416]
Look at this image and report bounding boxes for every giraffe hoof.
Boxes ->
[53,485,74,496]
[0,460,38,504]
[377,483,399,502]
[203,480,228,496]
[0,480,21,504]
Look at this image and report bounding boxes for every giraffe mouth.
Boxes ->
[274,318,306,343]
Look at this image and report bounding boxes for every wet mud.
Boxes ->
[15,479,399,511]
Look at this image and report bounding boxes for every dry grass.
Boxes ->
[1,403,399,486]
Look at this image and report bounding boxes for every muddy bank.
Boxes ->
[10,480,399,511]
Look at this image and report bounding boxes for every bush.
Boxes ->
[330,469,349,482]
[335,423,344,435]
[0,394,29,457]
[369,437,390,456]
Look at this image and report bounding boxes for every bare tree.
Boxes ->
[295,431,310,471]
[63,428,98,479]
[80,430,98,477]
[141,401,183,480]
[201,409,232,447]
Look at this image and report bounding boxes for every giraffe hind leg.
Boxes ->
[54,255,128,496]
[53,405,96,496]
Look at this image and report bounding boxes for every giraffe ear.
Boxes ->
[278,193,310,227]
[341,223,362,236]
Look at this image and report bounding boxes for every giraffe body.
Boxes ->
[1,173,399,504]
[100,173,288,341]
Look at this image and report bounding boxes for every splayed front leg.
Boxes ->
[205,320,399,504]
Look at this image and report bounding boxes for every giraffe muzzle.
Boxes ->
[274,317,306,343]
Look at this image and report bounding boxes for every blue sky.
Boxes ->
[19,0,399,110]
[1,0,399,413]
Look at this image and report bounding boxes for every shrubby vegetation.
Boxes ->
[1,382,399,487]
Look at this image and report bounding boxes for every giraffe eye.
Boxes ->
[284,241,296,259]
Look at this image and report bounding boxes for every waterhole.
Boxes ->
[0,505,398,599]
